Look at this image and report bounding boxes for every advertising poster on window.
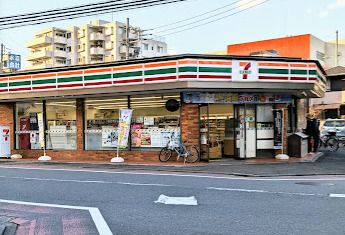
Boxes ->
[140,131,151,147]
[37,113,45,149]
[131,129,142,147]
[150,130,161,147]
[273,110,283,150]
[118,109,133,148]
[102,126,118,147]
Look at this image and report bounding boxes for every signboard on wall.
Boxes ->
[273,110,283,150]
[183,92,292,104]
[0,126,11,157]
[232,61,259,81]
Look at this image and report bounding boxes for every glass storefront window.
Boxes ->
[130,94,180,149]
[15,102,43,150]
[85,97,128,150]
[46,100,77,150]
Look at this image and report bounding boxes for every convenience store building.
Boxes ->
[0,54,326,161]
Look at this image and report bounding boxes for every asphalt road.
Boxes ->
[0,162,345,235]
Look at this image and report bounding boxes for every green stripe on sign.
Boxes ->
[32,78,56,85]
[113,71,142,78]
[309,70,317,75]
[259,68,289,74]
[291,70,308,75]
[178,67,198,72]
[84,74,112,81]
[199,67,232,73]
[0,83,7,88]
[9,81,31,87]
[144,68,176,76]
[58,76,83,83]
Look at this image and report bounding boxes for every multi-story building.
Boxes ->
[226,34,345,69]
[26,20,167,70]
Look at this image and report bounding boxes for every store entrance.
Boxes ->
[200,104,235,160]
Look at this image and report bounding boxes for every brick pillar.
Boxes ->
[181,103,199,147]
[76,98,84,150]
[0,103,15,151]
[274,104,288,155]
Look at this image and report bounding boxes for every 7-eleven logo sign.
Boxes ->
[3,129,9,142]
[233,61,258,80]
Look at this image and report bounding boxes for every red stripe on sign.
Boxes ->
[290,77,307,80]
[179,75,197,79]
[309,77,317,80]
[58,83,83,88]
[199,75,232,79]
[9,87,31,92]
[85,81,112,86]
[145,76,177,81]
[259,76,289,80]
[114,79,142,84]
[0,89,8,92]
[32,85,57,90]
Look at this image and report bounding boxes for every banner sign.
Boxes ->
[183,92,292,104]
[273,110,283,150]
[118,109,133,148]
[37,113,45,149]
[102,126,118,147]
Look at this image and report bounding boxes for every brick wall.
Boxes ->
[180,103,200,147]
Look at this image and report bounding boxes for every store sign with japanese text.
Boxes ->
[117,109,133,149]
[183,92,292,104]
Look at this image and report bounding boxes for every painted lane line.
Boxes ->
[0,175,174,187]
[329,194,345,198]
[1,165,345,181]
[0,199,113,235]
[207,187,323,197]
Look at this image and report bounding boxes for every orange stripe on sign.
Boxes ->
[84,68,112,74]
[308,64,317,68]
[290,63,308,67]
[258,62,289,67]
[0,77,8,82]
[32,73,56,79]
[178,60,198,65]
[199,60,232,65]
[9,75,31,81]
[144,61,177,68]
[113,64,142,71]
[58,70,84,76]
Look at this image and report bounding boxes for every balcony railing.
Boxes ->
[90,47,105,55]
[54,36,67,44]
[26,50,52,61]
[90,33,105,41]
[26,36,52,48]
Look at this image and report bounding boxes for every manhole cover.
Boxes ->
[295,182,335,186]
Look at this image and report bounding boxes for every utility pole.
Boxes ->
[0,43,4,73]
[125,17,130,60]
[336,30,339,66]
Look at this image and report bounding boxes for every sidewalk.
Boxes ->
[1,150,344,177]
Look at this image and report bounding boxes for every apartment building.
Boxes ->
[26,20,167,70]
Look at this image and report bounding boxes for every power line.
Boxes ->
[0,0,189,30]
[153,0,261,34]
[152,0,270,38]
[149,0,243,31]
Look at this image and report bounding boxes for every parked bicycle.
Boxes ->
[159,134,199,163]
[319,130,339,152]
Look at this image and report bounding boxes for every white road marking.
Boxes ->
[0,165,345,181]
[0,175,173,187]
[0,199,113,235]
[329,194,345,198]
[207,187,323,197]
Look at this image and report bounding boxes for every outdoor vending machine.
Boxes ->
[0,126,11,158]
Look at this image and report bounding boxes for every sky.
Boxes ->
[0,0,344,68]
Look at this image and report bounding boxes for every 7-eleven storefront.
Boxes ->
[0,55,326,162]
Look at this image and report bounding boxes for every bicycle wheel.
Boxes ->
[326,137,339,152]
[159,147,172,162]
[185,146,200,163]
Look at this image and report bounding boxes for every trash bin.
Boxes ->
[288,132,309,157]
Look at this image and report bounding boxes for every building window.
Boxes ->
[130,94,180,149]
[46,100,77,150]
[143,43,148,50]
[157,46,164,53]
[151,46,154,51]
[85,97,128,150]
[316,51,325,61]
[15,102,44,150]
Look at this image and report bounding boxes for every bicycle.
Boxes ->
[159,134,199,163]
[319,130,339,152]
